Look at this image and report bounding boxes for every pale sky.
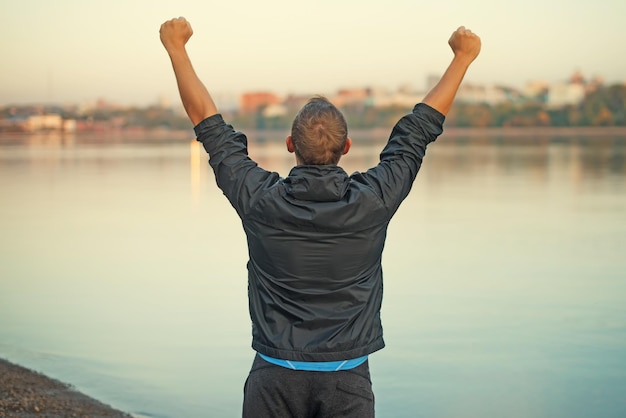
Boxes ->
[1,0,625,106]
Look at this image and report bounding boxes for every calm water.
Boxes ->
[1,131,625,418]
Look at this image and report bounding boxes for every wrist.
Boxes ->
[451,54,474,68]
[164,43,187,57]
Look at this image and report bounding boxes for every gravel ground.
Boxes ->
[0,358,132,418]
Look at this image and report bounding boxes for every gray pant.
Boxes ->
[242,354,375,418]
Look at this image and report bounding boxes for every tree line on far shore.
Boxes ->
[3,84,624,132]
[446,84,626,128]
[232,84,626,130]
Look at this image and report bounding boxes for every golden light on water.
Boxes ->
[190,139,202,208]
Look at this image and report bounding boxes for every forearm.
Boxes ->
[422,56,472,116]
[422,26,481,116]
[167,48,218,126]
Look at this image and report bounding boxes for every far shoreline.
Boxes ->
[1,125,625,145]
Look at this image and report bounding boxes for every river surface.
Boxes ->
[1,130,625,417]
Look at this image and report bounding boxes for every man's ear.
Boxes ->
[342,137,352,155]
[286,135,295,153]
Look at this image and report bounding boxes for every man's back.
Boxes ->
[194,104,445,361]
[244,164,389,361]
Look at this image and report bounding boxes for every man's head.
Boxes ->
[286,96,351,165]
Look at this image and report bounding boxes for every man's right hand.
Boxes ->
[159,16,217,125]
[160,17,193,53]
[448,26,481,64]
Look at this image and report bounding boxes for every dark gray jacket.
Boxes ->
[194,103,444,361]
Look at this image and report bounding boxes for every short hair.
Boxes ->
[290,96,348,165]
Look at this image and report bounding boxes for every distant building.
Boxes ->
[0,113,76,133]
[240,92,281,114]
[283,94,311,112]
[547,81,585,108]
[332,88,370,108]
[585,75,605,94]
[369,88,424,108]
[569,70,585,85]
[455,84,510,105]
[30,114,62,131]
[544,71,604,108]
[524,80,550,101]
[262,104,288,118]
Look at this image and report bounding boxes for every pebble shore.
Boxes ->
[0,358,132,418]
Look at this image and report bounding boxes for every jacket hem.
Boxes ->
[252,339,385,362]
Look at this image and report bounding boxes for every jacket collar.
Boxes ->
[284,165,350,202]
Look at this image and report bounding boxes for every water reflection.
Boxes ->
[190,140,203,208]
[245,133,626,187]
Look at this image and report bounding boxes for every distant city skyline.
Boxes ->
[2,0,625,106]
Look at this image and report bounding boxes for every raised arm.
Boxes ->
[160,17,218,126]
[422,26,481,116]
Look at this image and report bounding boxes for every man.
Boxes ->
[160,17,480,418]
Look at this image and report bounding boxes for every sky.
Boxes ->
[1,0,625,107]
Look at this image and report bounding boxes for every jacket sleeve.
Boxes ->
[194,114,280,218]
[354,103,445,216]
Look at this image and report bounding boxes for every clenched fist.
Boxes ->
[160,17,193,52]
[448,26,481,64]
